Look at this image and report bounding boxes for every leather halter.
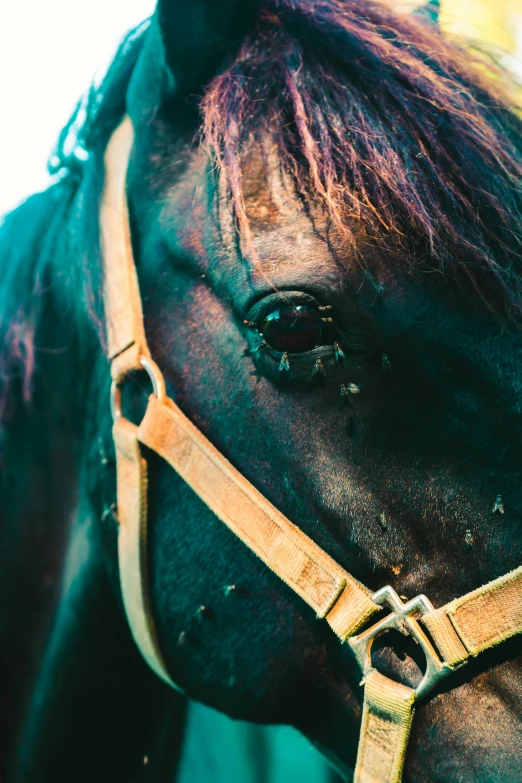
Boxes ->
[101,117,522,783]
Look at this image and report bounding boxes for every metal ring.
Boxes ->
[139,356,166,401]
[110,355,166,421]
[348,585,461,700]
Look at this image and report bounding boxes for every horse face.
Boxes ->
[89,1,522,778]
[122,119,522,780]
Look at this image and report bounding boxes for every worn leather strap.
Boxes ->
[422,566,522,667]
[100,117,150,381]
[138,394,378,636]
[113,416,180,690]
[354,670,415,783]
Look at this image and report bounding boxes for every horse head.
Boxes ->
[3,1,522,781]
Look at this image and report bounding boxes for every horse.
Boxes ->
[1,0,522,781]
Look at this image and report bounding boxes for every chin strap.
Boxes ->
[100,117,522,783]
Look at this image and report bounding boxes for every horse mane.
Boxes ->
[0,23,148,423]
[202,0,522,319]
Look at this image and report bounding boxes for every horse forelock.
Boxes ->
[200,0,522,321]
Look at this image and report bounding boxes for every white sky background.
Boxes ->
[0,0,155,217]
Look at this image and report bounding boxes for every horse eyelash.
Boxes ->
[242,300,374,380]
[246,308,342,349]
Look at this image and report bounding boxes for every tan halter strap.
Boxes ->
[100,117,522,783]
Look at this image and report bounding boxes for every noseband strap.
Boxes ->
[101,118,522,783]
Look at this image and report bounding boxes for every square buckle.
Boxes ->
[348,586,460,700]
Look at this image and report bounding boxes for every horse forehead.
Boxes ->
[160,138,344,288]
[240,139,336,260]
[241,138,285,229]
[238,148,373,295]
[239,137,308,230]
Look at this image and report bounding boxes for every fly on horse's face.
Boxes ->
[105,2,522,774]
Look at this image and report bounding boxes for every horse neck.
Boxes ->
[0,179,87,507]
[0,182,91,756]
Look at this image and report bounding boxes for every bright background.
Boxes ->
[0,0,520,217]
[0,0,154,216]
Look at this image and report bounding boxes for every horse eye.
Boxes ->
[261,305,323,353]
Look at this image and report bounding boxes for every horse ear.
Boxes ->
[414,0,441,26]
[156,0,259,93]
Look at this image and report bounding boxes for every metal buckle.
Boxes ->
[111,356,166,421]
[348,586,460,700]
